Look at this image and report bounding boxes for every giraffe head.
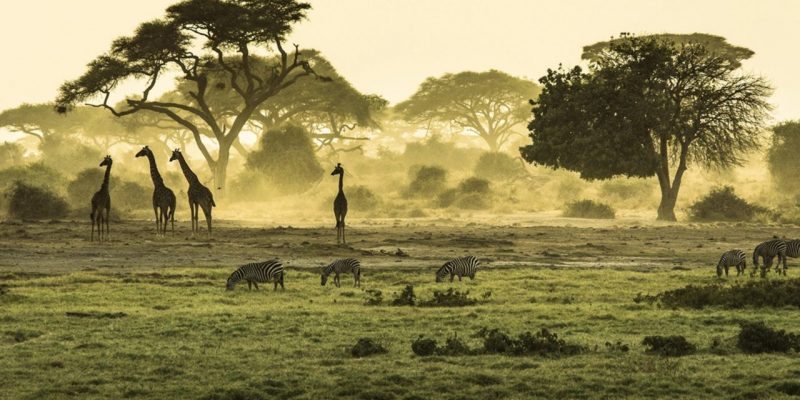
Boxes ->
[135,146,151,158]
[330,163,344,176]
[99,155,112,167]
[169,149,182,162]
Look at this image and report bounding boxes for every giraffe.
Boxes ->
[136,146,176,236]
[331,163,348,245]
[169,149,215,237]
[90,155,112,242]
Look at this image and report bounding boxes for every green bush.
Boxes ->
[688,186,768,222]
[0,162,65,193]
[113,181,150,212]
[67,168,107,207]
[411,337,439,356]
[351,338,388,358]
[418,288,478,307]
[562,199,615,219]
[474,152,526,182]
[636,279,800,309]
[405,165,447,198]
[476,328,584,357]
[642,335,696,357]
[6,181,69,220]
[437,177,492,209]
[737,322,800,354]
[245,124,324,194]
[363,289,383,306]
[390,285,416,306]
[410,334,473,357]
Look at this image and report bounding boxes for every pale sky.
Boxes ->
[1,0,799,121]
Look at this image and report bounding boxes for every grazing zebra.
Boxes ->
[716,250,746,277]
[226,260,285,291]
[320,258,361,288]
[753,239,787,277]
[785,239,800,258]
[436,256,480,283]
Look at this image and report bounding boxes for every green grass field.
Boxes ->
[2,219,800,399]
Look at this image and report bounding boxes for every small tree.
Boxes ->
[245,124,323,193]
[0,142,25,170]
[522,34,771,221]
[767,121,800,196]
[396,70,540,151]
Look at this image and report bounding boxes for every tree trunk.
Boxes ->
[213,142,231,193]
[656,189,678,221]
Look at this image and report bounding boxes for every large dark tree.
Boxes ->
[396,70,540,151]
[767,121,800,196]
[56,0,326,191]
[521,34,771,221]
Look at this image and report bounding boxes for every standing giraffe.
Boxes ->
[135,146,176,236]
[90,155,112,242]
[169,149,215,237]
[331,163,348,245]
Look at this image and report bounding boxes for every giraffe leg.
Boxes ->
[342,218,346,245]
[194,203,201,235]
[90,212,95,242]
[154,207,160,237]
[105,208,110,242]
[201,204,212,237]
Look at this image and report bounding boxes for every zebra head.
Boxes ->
[225,277,236,291]
[435,265,448,282]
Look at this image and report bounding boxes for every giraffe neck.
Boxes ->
[145,152,165,188]
[177,155,199,186]
[101,163,112,192]
[338,173,344,192]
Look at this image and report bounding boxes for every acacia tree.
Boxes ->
[521,34,771,221]
[0,103,82,142]
[56,0,326,191]
[396,70,540,152]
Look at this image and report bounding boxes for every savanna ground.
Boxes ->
[2,214,800,399]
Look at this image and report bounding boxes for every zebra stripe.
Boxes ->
[226,260,284,291]
[785,239,800,258]
[436,256,480,283]
[321,258,361,287]
[753,239,787,277]
[716,249,746,277]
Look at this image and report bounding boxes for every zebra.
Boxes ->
[785,239,800,259]
[226,260,285,291]
[436,256,480,283]
[753,239,787,277]
[321,258,361,288]
[716,250,746,277]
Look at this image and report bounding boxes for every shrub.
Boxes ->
[474,152,526,182]
[67,168,108,207]
[245,124,324,194]
[476,328,584,357]
[562,199,615,219]
[411,337,438,356]
[351,338,387,358]
[346,185,380,211]
[437,177,492,209]
[6,182,69,220]
[0,142,25,170]
[640,279,800,309]
[113,181,150,211]
[0,162,65,193]
[418,288,478,307]
[688,186,768,222]
[405,165,447,198]
[390,285,416,306]
[410,334,472,357]
[38,136,103,176]
[737,322,800,354]
[642,335,696,357]
[364,289,383,306]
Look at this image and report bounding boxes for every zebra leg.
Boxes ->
[458,275,462,282]
[450,274,454,283]
[253,282,259,290]
[247,280,252,290]
[724,266,729,277]
[279,273,285,290]
[335,273,341,288]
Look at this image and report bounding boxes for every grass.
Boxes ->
[4,265,800,399]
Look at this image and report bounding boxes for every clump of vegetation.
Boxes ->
[67,168,107,207]
[642,335,697,357]
[473,152,526,182]
[5,330,42,343]
[346,185,380,211]
[411,334,473,357]
[390,285,416,306]
[737,322,800,354]
[0,142,25,170]
[604,341,630,353]
[245,124,324,194]
[418,288,478,307]
[351,338,388,358]
[6,181,69,220]
[113,181,149,212]
[688,186,768,222]
[438,177,492,209]
[562,199,615,219]
[636,279,800,309]
[475,328,584,357]
[405,165,447,198]
[363,289,383,306]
